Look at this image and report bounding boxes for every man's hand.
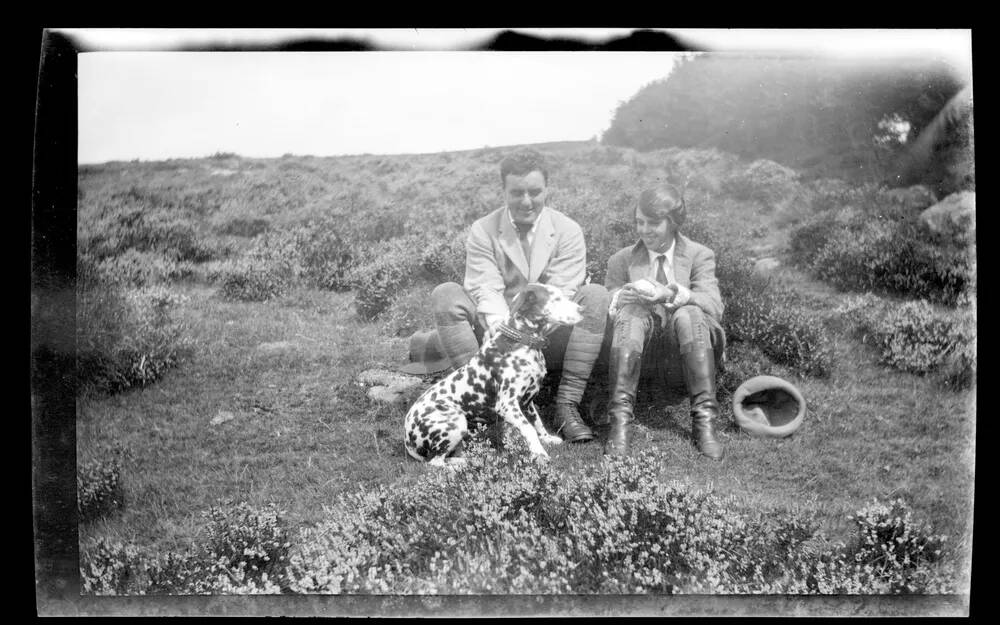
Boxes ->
[479,313,504,339]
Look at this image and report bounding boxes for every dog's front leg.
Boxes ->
[524,401,563,447]
[496,386,549,463]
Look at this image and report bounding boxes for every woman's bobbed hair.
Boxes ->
[635,184,686,229]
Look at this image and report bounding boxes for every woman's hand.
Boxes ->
[619,281,678,307]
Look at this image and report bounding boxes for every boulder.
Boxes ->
[920,191,975,237]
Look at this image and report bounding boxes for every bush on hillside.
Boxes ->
[77,272,193,396]
[789,193,974,306]
[217,217,271,238]
[219,229,305,301]
[838,295,975,389]
[86,248,183,288]
[81,205,220,264]
[350,232,466,320]
[203,501,292,587]
[684,219,835,378]
[721,159,804,211]
[285,443,954,594]
[78,448,125,523]
[79,443,958,595]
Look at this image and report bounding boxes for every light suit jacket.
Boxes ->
[463,205,587,320]
[604,234,725,335]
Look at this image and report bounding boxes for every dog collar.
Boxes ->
[496,322,549,349]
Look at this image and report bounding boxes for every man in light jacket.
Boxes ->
[430,149,609,443]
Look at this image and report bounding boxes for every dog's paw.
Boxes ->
[541,434,563,446]
[531,452,552,465]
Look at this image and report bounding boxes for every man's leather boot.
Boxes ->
[604,313,647,456]
[682,345,725,460]
[554,403,594,443]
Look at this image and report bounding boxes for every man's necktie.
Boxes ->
[516,224,532,259]
[655,254,669,285]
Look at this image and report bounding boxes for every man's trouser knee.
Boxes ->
[431,282,481,368]
[550,284,610,406]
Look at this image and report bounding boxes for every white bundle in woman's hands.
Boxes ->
[628,279,658,298]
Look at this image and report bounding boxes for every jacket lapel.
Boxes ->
[627,240,650,283]
[673,234,692,288]
[528,208,555,283]
[497,208,530,279]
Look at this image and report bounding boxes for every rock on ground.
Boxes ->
[210,410,236,426]
[920,191,975,237]
[357,368,424,404]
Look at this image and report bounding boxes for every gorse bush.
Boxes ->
[838,295,976,389]
[78,448,124,523]
[789,192,974,306]
[77,276,194,396]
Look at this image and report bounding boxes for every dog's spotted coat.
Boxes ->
[404,283,583,466]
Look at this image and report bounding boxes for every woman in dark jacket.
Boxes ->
[602,185,726,460]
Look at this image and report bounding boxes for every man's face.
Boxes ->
[635,209,677,254]
[504,170,547,226]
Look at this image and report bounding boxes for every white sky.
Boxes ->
[74,29,972,164]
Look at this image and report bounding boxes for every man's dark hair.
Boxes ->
[499,149,549,186]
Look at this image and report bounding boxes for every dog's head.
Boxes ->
[509,283,584,330]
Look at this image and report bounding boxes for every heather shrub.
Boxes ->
[81,539,189,595]
[685,219,834,378]
[202,501,292,588]
[722,159,804,211]
[290,219,360,291]
[81,204,219,264]
[219,229,304,301]
[842,499,954,594]
[89,248,182,288]
[838,295,976,388]
[285,442,955,594]
[217,216,271,238]
[349,231,466,320]
[789,192,974,306]
[77,279,194,396]
[77,448,125,523]
[80,500,291,595]
[79,443,958,595]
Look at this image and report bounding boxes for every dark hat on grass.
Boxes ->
[732,375,806,438]
[399,329,453,375]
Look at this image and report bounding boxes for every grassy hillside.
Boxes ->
[76,142,974,596]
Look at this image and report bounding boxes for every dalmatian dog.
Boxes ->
[404,283,584,467]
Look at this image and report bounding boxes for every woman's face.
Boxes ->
[635,209,677,253]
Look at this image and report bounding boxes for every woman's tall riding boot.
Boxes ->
[681,345,725,460]
[604,312,648,457]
